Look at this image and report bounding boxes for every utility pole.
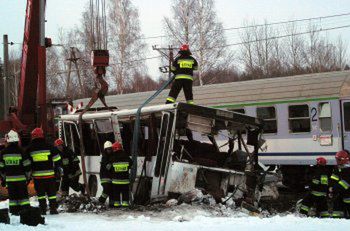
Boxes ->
[3,34,9,119]
[66,47,84,97]
[0,58,3,121]
[152,45,176,79]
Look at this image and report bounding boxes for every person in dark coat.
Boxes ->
[0,130,31,215]
[299,157,331,217]
[109,142,132,207]
[98,141,113,205]
[53,139,84,196]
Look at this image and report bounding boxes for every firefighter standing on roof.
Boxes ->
[26,128,63,215]
[0,130,31,215]
[329,150,350,218]
[299,157,331,217]
[53,139,84,196]
[98,141,113,205]
[109,142,132,207]
[166,44,198,105]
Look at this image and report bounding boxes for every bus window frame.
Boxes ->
[62,121,79,152]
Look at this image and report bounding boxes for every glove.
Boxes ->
[106,163,112,171]
[57,167,64,178]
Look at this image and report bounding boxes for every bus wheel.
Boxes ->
[88,175,98,197]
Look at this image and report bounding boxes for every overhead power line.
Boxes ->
[48,23,350,77]
[5,11,350,46]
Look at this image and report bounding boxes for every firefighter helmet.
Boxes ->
[104,141,113,150]
[112,142,122,152]
[54,138,64,147]
[335,150,350,165]
[316,157,327,166]
[31,128,44,139]
[180,44,189,51]
[5,130,19,143]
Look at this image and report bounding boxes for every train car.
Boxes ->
[75,70,350,189]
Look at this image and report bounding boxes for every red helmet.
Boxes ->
[180,44,189,51]
[31,128,44,139]
[54,138,64,147]
[112,142,122,152]
[316,157,327,166]
[335,150,350,165]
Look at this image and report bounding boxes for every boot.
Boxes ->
[49,208,58,215]
[98,196,106,204]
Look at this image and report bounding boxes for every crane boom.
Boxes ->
[0,0,49,138]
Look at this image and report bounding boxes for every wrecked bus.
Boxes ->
[58,103,264,205]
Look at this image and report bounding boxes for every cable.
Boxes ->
[197,24,350,51]
[6,12,350,47]
[46,24,350,77]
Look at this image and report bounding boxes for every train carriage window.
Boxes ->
[319,102,332,132]
[228,108,245,114]
[288,104,311,133]
[257,107,277,134]
[344,102,350,131]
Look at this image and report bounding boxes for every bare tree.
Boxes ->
[239,21,349,79]
[108,0,146,94]
[164,0,233,85]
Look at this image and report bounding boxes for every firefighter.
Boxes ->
[109,142,132,208]
[53,139,84,196]
[98,141,113,205]
[26,128,63,215]
[0,130,31,215]
[166,44,198,105]
[299,157,330,217]
[329,150,350,218]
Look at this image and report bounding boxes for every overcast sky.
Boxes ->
[1,0,350,78]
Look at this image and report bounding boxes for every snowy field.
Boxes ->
[1,199,350,231]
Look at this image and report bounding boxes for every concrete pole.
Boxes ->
[0,58,3,121]
[3,34,9,119]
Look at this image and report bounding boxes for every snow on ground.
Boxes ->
[1,199,350,231]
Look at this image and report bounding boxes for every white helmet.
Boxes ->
[6,130,19,143]
[104,141,113,150]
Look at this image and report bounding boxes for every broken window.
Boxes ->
[81,122,100,156]
[288,104,311,133]
[95,119,115,153]
[257,107,277,134]
[319,102,332,132]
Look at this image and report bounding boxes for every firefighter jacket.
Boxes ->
[308,165,330,197]
[330,164,350,203]
[108,150,132,185]
[171,51,198,81]
[0,143,31,183]
[53,146,81,179]
[26,138,62,179]
[100,151,113,184]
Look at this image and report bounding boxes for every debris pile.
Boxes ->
[59,194,106,213]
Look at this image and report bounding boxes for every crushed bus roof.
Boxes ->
[59,102,263,129]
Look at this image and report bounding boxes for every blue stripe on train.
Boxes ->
[258,152,336,157]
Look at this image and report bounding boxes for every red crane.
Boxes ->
[0,0,50,139]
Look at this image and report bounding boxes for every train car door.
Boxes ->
[341,100,350,150]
